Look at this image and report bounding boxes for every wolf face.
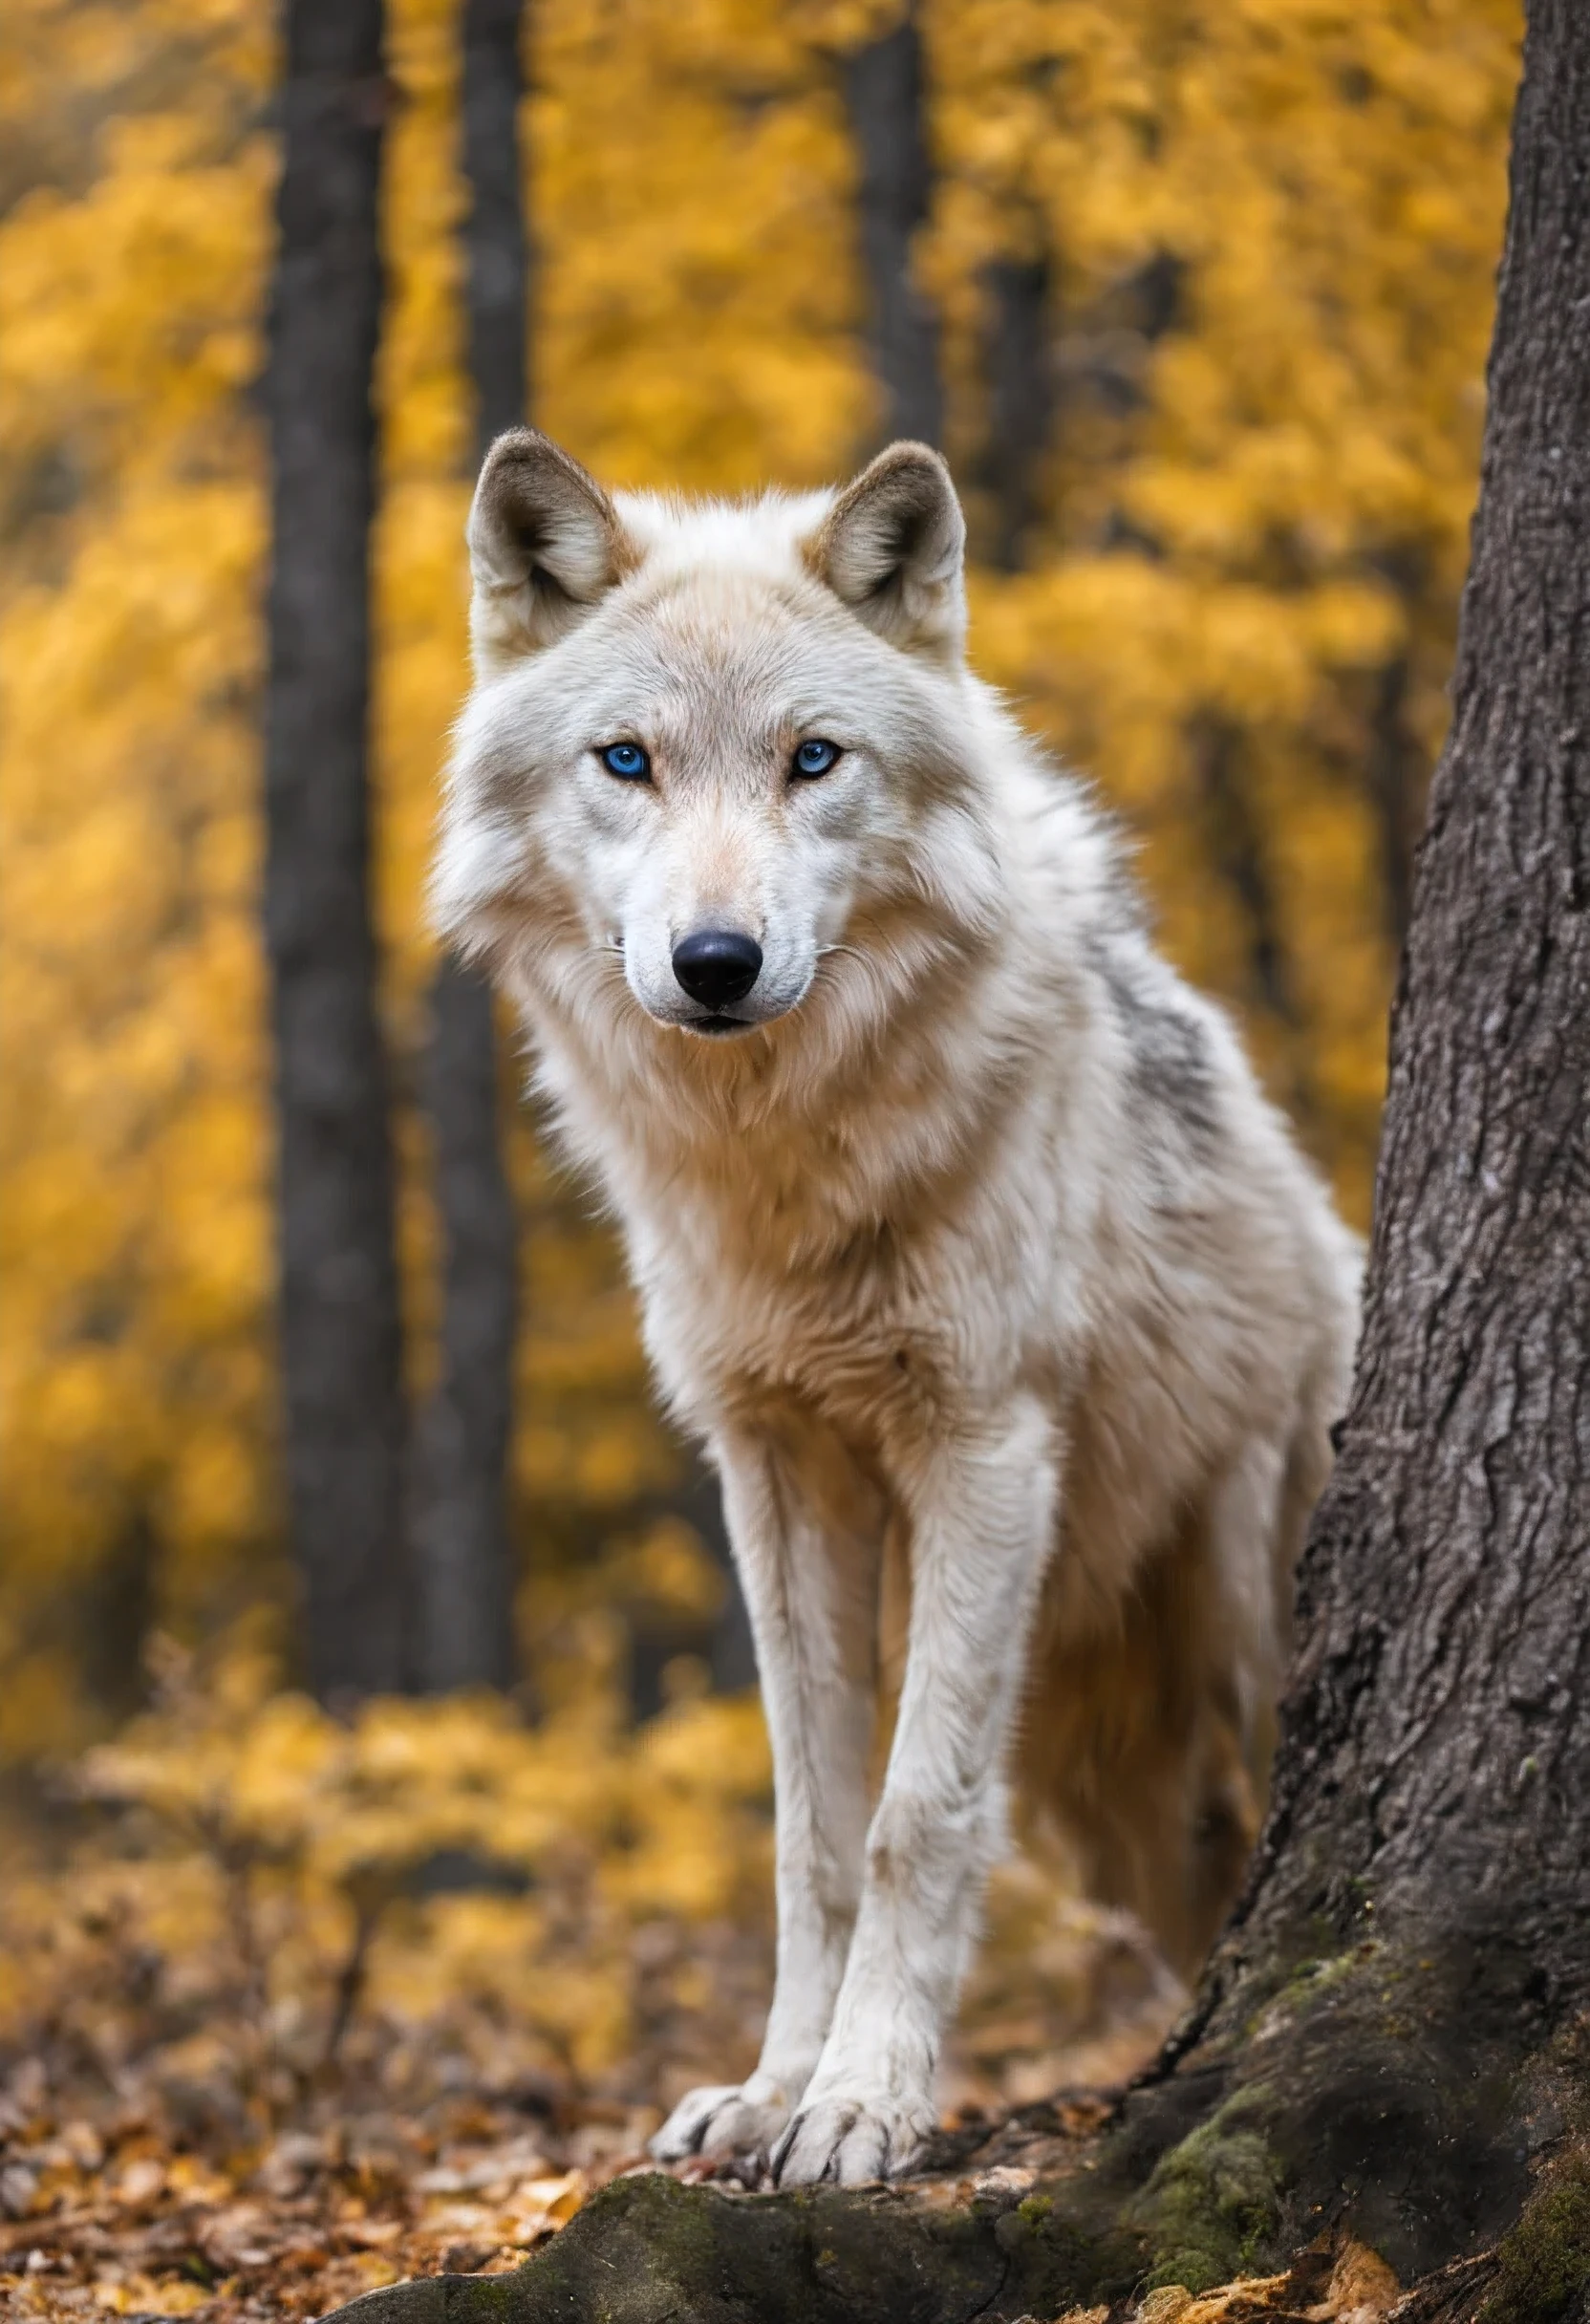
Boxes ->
[503,575,893,1038]
[433,431,1001,1065]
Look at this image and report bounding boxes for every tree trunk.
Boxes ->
[982,254,1050,571]
[1366,648,1422,952]
[409,0,526,1693]
[842,6,942,449]
[1190,713,1299,1033]
[325,0,1590,2308]
[461,0,530,441]
[1176,0,1590,2137]
[264,0,406,1703]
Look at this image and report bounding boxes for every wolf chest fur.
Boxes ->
[434,428,1361,2187]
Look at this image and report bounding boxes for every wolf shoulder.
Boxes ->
[990,736,1358,1298]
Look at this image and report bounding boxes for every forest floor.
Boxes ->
[0,1649,1493,2324]
[0,1893,1171,2324]
[0,1646,1183,2324]
[0,1902,1493,2324]
[0,2043,1490,2324]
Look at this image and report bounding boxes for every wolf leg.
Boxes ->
[1019,1431,1290,1977]
[651,1421,881,2167]
[771,1395,1060,2186]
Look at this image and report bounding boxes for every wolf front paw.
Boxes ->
[768,2084,935,2187]
[650,2076,795,2166]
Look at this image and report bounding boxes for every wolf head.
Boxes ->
[434,431,1007,1076]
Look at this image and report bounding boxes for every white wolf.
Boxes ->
[433,429,1361,2188]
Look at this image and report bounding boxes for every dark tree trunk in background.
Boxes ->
[1189,713,1314,1143]
[843,6,942,448]
[265,0,406,1703]
[330,3,1590,2313]
[982,255,1050,570]
[1190,715,1296,1032]
[461,0,530,440]
[1189,720,1309,1151]
[410,0,526,1693]
[413,968,519,1690]
[628,1469,759,1724]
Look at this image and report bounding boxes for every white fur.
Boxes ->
[434,434,1362,2188]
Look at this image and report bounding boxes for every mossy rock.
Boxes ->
[316,1964,1560,2324]
[1476,2150,1590,2324]
[1128,2087,1283,2295]
[319,2167,1147,2324]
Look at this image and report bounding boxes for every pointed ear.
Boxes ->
[806,441,966,660]
[466,429,629,673]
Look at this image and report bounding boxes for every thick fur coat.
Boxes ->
[433,430,1362,2186]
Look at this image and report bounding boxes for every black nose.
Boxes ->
[672,928,763,1009]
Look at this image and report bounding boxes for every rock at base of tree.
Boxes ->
[316,1946,1590,2324]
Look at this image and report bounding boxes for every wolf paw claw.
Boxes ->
[769,2088,934,2187]
[650,2079,793,2166]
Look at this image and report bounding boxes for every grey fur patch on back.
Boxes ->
[1088,935,1220,1145]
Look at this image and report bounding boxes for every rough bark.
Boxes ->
[842,7,942,449]
[410,0,526,1693]
[1137,0,1590,2270]
[265,0,406,1702]
[1366,648,1422,952]
[1131,0,1590,2273]
[1194,0,1590,2054]
[321,0,1590,2309]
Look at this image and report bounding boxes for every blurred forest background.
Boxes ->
[0,0,1522,2306]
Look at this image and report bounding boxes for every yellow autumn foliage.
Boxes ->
[928,0,1517,1180]
[14,1633,770,2085]
[0,0,1518,1766]
[0,1628,1172,2146]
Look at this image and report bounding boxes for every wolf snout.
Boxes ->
[672,928,763,1009]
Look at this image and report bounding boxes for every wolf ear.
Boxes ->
[466,428,627,673]
[808,441,966,661]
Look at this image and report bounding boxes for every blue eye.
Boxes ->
[600,742,650,781]
[792,738,841,779]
